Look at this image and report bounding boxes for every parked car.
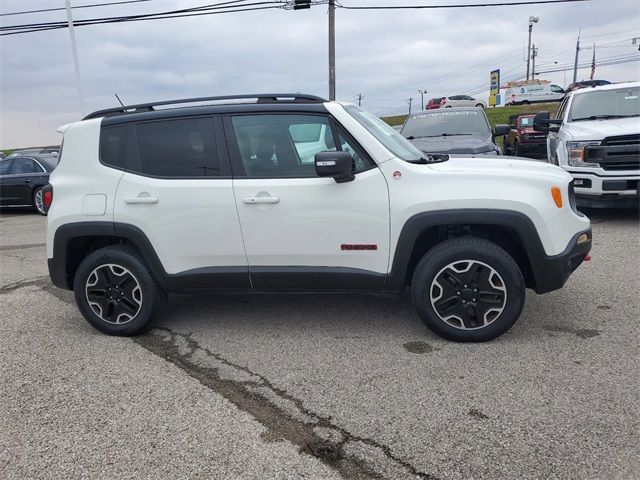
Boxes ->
[534,81,639,208]
[505,83,565,105]
[0,154,59,215]
[46,93,590,342]
[8,147,59,158]
[426,97,443,109]
[566,80,611,93]
[400,107,509,155]
[504,114,548,158]
[441,95,486,109]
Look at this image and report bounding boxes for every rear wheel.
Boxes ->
[33,187,46,215]
[73,246,164,336]
[521,100,530,105]
[514,141,522,157]
[475,103,484,108]
[411,237,525,342]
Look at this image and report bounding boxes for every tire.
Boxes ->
[445,105,452,108]
[73,246,164,336]
[33,187,46,215]
[411,237,525,342]
[475,103,484,108]
[514,141,521,157]
[521,100,530,105]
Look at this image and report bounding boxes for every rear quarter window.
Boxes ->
[100,125,127,170]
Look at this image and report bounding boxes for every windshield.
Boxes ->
[343,105,424,161]
[401,110,490,138]
[519,116,533,127]
[569,85,640,121]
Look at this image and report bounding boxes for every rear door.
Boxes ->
[113,116,249,287]
[225,112,390,290]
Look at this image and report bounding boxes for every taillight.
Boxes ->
[42,184,53,213]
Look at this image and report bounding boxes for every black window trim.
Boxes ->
[223,111,378,180]
[99,115,232,179]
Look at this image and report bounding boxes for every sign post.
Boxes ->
[489,69,500,107]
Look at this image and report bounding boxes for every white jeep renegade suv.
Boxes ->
[45,94,592,342]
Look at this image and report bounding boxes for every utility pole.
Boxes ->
[590,43,596,80]
[531,45,538,78]
[356,93,363,106]
[408,97,413,115]
[65,0,85,116]
[328,0,336,101]
[572,28,581,84]
[526,16,539,81]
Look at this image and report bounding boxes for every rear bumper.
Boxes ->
[530,229,592,294]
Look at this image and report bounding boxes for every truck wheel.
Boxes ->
[521,100,530,105]
[73,246,164,336]
[411,237,525,342]
[514,141,522,157]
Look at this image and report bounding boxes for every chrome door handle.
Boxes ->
[125,195,159,204]
[243,195,280,205]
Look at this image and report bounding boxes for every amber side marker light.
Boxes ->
[551,186,563,208]
[577,233,590,245]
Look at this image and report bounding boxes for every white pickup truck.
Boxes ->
[534,81,640,208]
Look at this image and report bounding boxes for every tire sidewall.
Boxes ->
[73,247,159,336]
[412,241,525,342]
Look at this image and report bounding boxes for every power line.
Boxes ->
[0,0,155,17]
[0,2,290,36]
[336,0,590,9]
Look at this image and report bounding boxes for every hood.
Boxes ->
[426,155,569,181]
[564,116,639,141]
[409,134,496,155]
[520,126,545,135]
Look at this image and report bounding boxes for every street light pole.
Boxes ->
[418,89,427,110]
[526,16,539,81]
[328,0,336,101]
[65,0,85,116]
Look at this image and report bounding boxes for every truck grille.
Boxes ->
[586,134,640,171]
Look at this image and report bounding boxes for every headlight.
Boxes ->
[566,141,600,167]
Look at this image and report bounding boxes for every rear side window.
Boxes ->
[0,159,12,175]
[100,126,127,169]
[134,118,219,177]
[10,158,38,174]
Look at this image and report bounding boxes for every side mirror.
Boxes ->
[315,151,354,183]
[533,111,561,133]
[493,124,510,136]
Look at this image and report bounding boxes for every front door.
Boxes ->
[113,116,249,287]
[225,113,390,290]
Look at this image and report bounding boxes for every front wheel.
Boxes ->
[73,246,164,336]
[411,238,525,342]
[475,103,484,108]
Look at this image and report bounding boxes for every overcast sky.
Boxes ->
[1,0,639,148]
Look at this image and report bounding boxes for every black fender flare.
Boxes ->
[384,209,548,292]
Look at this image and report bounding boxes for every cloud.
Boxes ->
[1,0,639,148]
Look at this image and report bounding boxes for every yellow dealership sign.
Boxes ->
[489,69,500,106]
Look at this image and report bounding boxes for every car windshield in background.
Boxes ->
[401,110,491,138]
[520,117,533,127]
[343,105,424,161]
[569,86,640,121]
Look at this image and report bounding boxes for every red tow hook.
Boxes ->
[584,254,592,262]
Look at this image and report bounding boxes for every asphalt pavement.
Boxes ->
[1,208,639,480]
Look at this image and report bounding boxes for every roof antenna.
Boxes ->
[114,93,125,107]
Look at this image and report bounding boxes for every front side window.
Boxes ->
[134,118,220,177]
[568,86,640,122]
[550,85,565,93]
[10,158,38,174]
[344,105,423,162]
[231,114,372,178]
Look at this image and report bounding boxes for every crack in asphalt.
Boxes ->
[4,274,436,479]
[0,243,46,251]
[0,276,50,294]
[135,328,438,480]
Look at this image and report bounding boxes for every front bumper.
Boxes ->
[530,229,592,294]
[567,170,640,208]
